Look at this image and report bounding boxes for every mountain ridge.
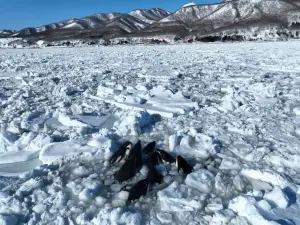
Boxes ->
[3,0,300,42]
[11,8,170,37]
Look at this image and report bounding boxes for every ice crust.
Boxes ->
[0,42,300,224]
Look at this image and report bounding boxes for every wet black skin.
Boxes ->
[115,156,137,183]
[127,140,143,168]
[142,141,156,154]
[176,155,192,174]
[147,165,163,184]
[127,178,150,201]
[147,151,162,168]
[156,149,175,163]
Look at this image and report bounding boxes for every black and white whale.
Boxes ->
[147,165,163,184]
[127,178,150,202]
[147,151,162,167]
[109,141,132,164]
[127,140,143,168]
[156,149,175,163]
[115,156,137,183]
[176,155,192,174]
[142,141,156,154]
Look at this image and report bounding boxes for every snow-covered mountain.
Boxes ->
[11,8,170,38]
[160,3,227,24]
[0,29,15,34]
[104,14,151,32]
[0,29,15,37]
[182,2,197,8]
[129,8,171,24]
[159,0,300,25]
[149,0,300,39]
[5,0,300,41]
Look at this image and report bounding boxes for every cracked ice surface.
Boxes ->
[1,42,300,224]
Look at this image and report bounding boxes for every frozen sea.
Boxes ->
[0,41,300,224]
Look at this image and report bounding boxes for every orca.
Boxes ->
[147,165,163,184]
[127,140,143,168]
[176,155,192,174]
[109,141,132,164]
[115,156,137,183]
[127,178,150,202]
[156,149,175,163]
[147,151,162,167]
[142,141,156,154]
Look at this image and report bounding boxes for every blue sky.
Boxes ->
[0,0,220,30]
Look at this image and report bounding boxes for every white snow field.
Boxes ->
[1,41,300,224]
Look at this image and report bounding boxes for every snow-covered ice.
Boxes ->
[1,42,300,224]
[185,169,215,193]
[264,186,289,209]
[157,181,206,212]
